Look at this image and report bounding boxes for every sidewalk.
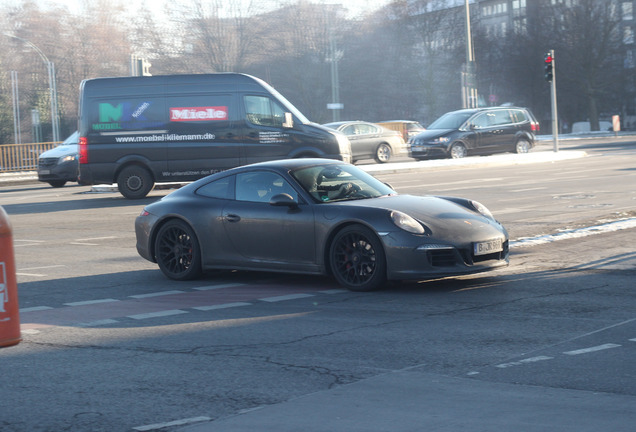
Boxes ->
[178,366,636,432]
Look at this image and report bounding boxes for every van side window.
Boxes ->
[244,95,285,127]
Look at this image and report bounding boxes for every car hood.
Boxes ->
[335,194,506,240]
[412,129,455,140]
[39,145,78,159]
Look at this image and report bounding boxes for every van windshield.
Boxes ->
[256,79,310,124]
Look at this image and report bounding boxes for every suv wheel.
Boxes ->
[516,139,531,154]
[450,143,467,159]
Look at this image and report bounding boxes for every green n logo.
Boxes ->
[99,103,123,122]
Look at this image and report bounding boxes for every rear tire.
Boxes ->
[374,143,392,163]
[154,219,202,281]
[48,180,66,188]
[117,165,154,199]
[515,139,531,154]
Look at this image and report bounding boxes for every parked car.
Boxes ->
[323,121,405,163]
[135,159,509,292]
[409,107,539,160]
[37,131,79,187]
[377,120,425,141]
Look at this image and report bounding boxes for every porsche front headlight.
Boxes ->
[470,200,494,220]
[390,211,425,234]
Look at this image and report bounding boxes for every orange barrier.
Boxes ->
[0,205,21,347]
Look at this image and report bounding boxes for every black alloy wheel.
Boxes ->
[329,225,386,291]
[155,219,202,281]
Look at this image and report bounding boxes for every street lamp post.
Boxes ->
[4,33,60,143]
[462,0,478,108]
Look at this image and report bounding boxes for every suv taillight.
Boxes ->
[79,136,88,164]
[531,122,540,132]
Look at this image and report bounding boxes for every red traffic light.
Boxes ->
[544,53,553,63]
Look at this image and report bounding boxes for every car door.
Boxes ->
[221,171,317,267]
[344,123,379,160]
[472,110,511,153]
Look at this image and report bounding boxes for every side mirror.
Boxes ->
[269,193,298,208]
[283,112,294,129]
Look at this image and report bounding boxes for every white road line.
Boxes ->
[629,338,636,342]
[74,236,118,241]
[193,302,251,311]
[20,306,54,313]
[78,319,119,327]
[133,416,212,431]
[64,299,120,307]
[69,242,99,246]
[128,310,188,320]
[496,356,554,369]
[193,283,245,291]
[320,289,349,294]
[129,290,185,299]
[19,265,65,271]
[260,293,315,302]
[563,344,622,356]
[16,273,46,277]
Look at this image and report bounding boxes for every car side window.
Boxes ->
[471,113,491,129]
[196,176,233,199]
[342,124,357,135]
[511,109,528,123]
[235,171,298,203]
[492,110,513,126]
[244,95,285,127]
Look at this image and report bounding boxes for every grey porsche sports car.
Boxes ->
[135,159,509,291]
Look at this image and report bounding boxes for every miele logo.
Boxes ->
[170,106,228,121]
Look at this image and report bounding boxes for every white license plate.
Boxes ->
[40,169,50,175]
[474,238,503,256]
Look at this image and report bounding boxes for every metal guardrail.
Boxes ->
[0,142,58,172]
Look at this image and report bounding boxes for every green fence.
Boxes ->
[0,142,58,172]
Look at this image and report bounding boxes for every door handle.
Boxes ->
[225,214,241,223]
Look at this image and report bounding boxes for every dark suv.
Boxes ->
[409,107,539,159]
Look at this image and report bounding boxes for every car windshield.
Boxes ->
[427,112,473,130]
[291,164,396,203]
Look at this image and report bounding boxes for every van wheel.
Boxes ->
[516,139,531,154]
[374,143,392,163]
[117,165,154,199]
[450,143,467,159]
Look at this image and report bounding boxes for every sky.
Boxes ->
[27,0,395,19]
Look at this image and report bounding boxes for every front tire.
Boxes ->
[329,225,386,291]
[48,180,66,188]
[450,143,467,159]
[374,143,392,163]
[117,165,154,199]
[154,219,202,281]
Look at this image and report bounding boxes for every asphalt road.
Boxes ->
[0,137,635,432]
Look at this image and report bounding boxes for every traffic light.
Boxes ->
[544,52,554,82]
